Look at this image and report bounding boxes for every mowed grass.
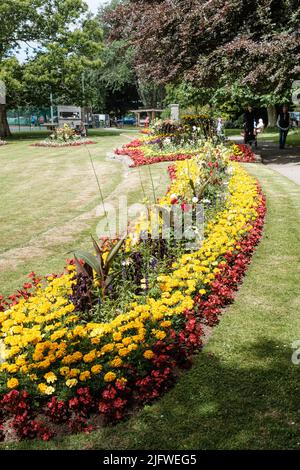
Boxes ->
[0,135,171,296]
[3,164,300,450]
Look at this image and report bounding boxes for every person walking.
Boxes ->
[144,116,150,128]
[256,118,265,134]
[216,117,223,136]
[243,106,256,146]
[277,105,290,149]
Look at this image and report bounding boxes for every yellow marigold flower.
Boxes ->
[101,343,114,353]
[7,378,19,389]
[6,363,18,373]
[44,372,57,383]
[50,328,67,341]
[155,331,166,340]
[38,382,54,394]
[122,337,132,346]
[67,264,76,272]
[15,356,27,367]
[60,366,70,376]
[83,350,96,363]
[91,338,100,345]
[199,289,206,295]
[118,348,129,357]
[160,320,171,328]
[113,332,122,342]
[72,325,86,338]
[117,377,127,385]
[62,351,83,365]
[104,371,116,382]
[79,371,91,381]
[91,364,102,374]
[143,350,154,360]
[66,378,78,388]
[110,357,123,368]
[69,368,80,378]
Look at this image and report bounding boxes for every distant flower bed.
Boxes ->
[0,142,266,441]
[115,136,256,167]
[31,124,96,148]
[0,140,7,146]
[115,145,196,166]
[31,139,96,148]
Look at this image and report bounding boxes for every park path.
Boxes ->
[259,142,300,186]
[228,135,300,186]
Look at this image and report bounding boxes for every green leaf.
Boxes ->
[189,178,196,196]
[198,177,212,199]
[73,255,91,278]
[73,250,100,276]
[105,233,127,268]
[91,235,105,279]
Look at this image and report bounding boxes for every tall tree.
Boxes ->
[107,0,300,122]
[23,17,103,109]
[0,0,89,137]
[97,0,165,114]
[0,58,25,136]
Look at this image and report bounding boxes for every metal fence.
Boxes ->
[7,107,58,132]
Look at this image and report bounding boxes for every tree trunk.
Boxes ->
[0,104,11,138]
[267,105,277,128]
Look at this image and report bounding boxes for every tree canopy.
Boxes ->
[107,0,300,102]
[0,0,102,137]
[0,0,88,60]
[23,17,103,108]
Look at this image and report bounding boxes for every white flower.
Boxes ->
[192,196,199,203]
[121,259,131,266]
[170,193,177,200]
[203,199,211,204]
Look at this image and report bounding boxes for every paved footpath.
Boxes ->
[228,135,300,186]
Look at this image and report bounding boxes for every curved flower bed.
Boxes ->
[115,138,256,167]
[0,157,265,441]
[31,139,96,148]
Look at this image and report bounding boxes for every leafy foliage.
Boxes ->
[107,0,300,101]
[73,235,126,299]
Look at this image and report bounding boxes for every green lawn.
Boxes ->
[0,135,171,296]
[3,163,300,450]
[257,128,300,146]
[225,128,243,136]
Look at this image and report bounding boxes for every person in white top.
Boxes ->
[256,118,265,134]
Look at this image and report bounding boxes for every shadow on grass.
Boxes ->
[101,337,300,450]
